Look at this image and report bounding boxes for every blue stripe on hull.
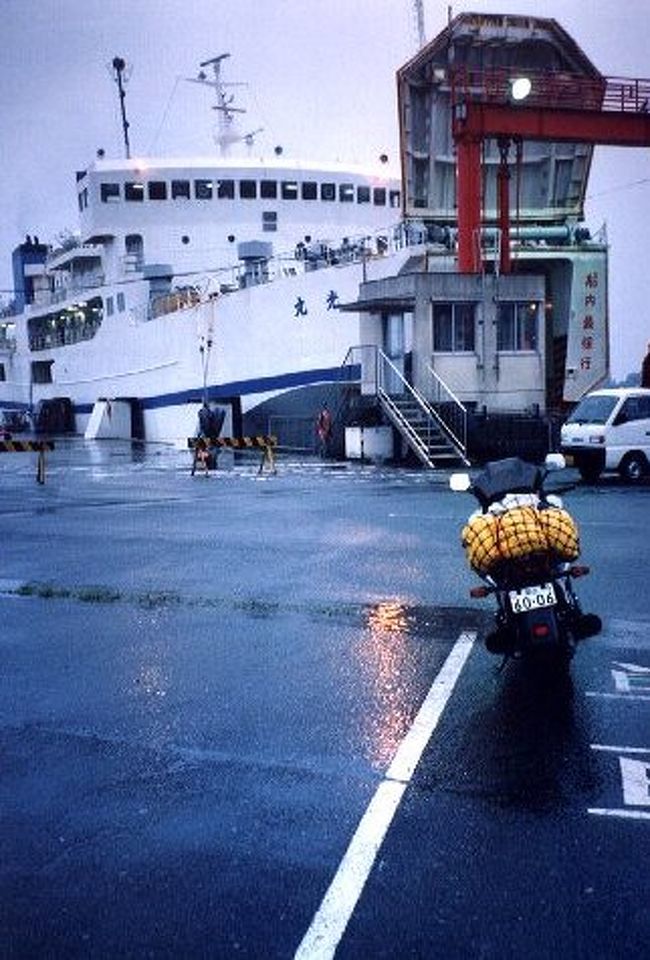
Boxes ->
[65,363,361,415]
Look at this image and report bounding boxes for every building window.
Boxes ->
[31,360,54,384]
[433,303,476,352]
[239,179,257,199]
[194,179,213,199]
[124,182,145,201]
[357,185,371,204]
[281,180,298,200]
[497,302,539,351]
[171,179,191,199]
[217,179,235,199]
[321,182,336,201]
[261,180,277,199]
[302,181,317,200]
[339,183,354,202]
[373,187,387,206]
[100,183,120,203]
[148,180,167,200]
[262,211,278,232]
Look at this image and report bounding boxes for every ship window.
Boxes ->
[263,211,278,232]
[78,188,88,212]
[373,187,387,205]
[0,363,5,382]
[302,181,317,200]
[339,183,354,203]
[240,180,257,199]
[217,179,235,199]
[261,180,277,199]
[433,303,476,352]
[281,181,298,200]
[390,189,401,208]
[148,181,167,200]
[31,360,54,384]
[194,179,213,200]
[106,296,114,316]
[117,292,126,311]
[497,302,539,351]
[357,186,371,204]
[100,182,120,203]
[171,179,191,199]
[321,182,336,201]
[125,182,145,202]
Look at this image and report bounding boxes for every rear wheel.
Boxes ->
[619,452,648,483]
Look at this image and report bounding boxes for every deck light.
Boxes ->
[509,77,532,102]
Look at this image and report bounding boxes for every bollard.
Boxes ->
[0,439,55,484]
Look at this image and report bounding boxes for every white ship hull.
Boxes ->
[1,247,411,445]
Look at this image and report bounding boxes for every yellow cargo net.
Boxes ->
[462,506,580,574]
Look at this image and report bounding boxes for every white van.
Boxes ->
[560,387,650,482]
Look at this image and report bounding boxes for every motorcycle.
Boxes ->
[450,454,601,667]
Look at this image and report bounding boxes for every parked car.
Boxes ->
[560,387,650,482]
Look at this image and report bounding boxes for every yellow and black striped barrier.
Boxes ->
[188,435,277,475]
[0,439,55,484]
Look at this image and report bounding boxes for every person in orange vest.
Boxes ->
[316,403,333,458]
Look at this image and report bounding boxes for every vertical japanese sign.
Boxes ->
[563,251,609,402]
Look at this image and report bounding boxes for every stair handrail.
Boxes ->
[425,362,468,453]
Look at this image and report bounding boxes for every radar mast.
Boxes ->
[185,53,263,155]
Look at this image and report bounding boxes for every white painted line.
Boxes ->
[591,744,650,754]
[588,808,650,821]
[386,632,476,783]
[585,692,650,702]
[294,631,475,960]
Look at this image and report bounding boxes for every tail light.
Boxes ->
[532,623,550,638]
[470,585,491,598]
[569,564,590,578]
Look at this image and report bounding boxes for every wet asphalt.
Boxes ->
[0,439,649,959]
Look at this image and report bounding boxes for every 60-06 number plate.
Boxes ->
[509,583,556,613]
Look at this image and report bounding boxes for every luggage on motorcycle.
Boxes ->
[462,504,580,573]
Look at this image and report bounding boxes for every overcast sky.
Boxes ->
[2,0,650,378]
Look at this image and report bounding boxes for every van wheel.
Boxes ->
[619,452,648,483]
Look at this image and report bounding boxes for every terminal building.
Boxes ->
[343,12,610,464]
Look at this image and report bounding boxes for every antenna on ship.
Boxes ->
[412,0,426,49]
[112,56,132,159]
[185,53,263,155]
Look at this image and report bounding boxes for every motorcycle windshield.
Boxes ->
[472,457,543,509]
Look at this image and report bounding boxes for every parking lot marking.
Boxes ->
[591,744,650,755]
[294,631,476,960]
[585,692,650,702]
[588,809,650,821]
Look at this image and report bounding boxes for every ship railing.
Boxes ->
[31,274,106,309]
[149,220,423,310]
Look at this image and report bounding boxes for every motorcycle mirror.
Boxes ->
[544,453,566,471]
[449,472,472,492]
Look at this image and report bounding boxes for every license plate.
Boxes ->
[509,583,556,613]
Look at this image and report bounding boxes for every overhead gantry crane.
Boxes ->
[450,69,650,274]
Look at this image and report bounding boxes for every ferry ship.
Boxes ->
[0,54,409,447]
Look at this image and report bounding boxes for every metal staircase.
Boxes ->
[345,346,470,469]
